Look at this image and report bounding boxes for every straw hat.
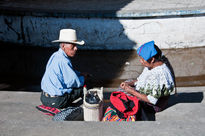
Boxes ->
[52,29,85,45]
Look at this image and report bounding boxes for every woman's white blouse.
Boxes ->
[135,64,174,105]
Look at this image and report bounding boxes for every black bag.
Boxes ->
[52,107,83,121]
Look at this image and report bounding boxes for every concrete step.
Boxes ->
[0,86,205,135]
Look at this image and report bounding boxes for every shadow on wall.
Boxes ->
[0,0,138,91]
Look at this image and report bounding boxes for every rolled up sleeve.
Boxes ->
[147,95,158,105]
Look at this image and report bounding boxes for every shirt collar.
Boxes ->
[58,48,70,59]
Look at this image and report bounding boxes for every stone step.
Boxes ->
[0,86,205,135]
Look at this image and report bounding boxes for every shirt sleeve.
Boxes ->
[134,81,138,86]
[74,70,81,76]
[145,72,171,105]
[61,61,84,89]
[147,95,158,105]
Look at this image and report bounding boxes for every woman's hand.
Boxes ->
[120,82,135,94]
[120,82,151,104]
[122,80,137,87]
[120,82,127,90]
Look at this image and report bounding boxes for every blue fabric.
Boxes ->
[137,41,157,61]
[41,48,84,96]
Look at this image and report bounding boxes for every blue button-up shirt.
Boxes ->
[41,48,84,96]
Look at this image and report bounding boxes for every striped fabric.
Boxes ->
[102,106,136,122]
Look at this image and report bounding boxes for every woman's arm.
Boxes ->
[120,82,150,103]
[124,80,137,87]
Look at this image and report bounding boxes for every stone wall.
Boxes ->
[1,15,205,50]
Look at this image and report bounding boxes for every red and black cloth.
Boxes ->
[36,105,60,116]
[110,91,140,119]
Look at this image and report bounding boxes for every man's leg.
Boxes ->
[60,87,83,108]
[70,87,84,102]
[40,92,71,109]
[40,88,83,109]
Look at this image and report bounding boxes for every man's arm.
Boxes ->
[62,63,84,88]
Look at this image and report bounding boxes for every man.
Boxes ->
[39,29,87,110]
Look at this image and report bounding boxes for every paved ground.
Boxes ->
[0,86,205,136]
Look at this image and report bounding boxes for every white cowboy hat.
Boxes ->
[52,29,85,45]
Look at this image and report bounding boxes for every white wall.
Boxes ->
[1,15,205,49]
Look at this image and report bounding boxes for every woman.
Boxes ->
[120,41,176,120]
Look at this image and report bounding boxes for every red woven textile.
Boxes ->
[110,91,139,118]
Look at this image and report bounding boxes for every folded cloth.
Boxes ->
[110,91,139,119]
[36,105,60,116]
[52,107,83,121]
[103,106,136,122]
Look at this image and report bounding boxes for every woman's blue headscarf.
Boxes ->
[137,41,157,61]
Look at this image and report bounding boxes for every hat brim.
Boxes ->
[52,40,85,45]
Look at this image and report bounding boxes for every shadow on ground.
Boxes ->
[168,92,204,107]
[145,92,204,121]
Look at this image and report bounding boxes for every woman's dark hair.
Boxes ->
[148,44,177,94]
[147,45,162,63]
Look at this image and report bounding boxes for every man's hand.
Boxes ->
[81,72,92,81]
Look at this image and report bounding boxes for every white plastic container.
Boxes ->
[83,87,103,121]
